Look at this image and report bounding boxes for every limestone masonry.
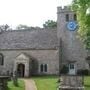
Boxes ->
[0,6,89,77]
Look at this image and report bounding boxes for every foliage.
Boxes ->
[0,24,12,31]
[60,65,69,74]
[43,20,57,29]
[16,20,57,30]
[71,0,90,49]
[8,79,25,90]
[77,69,89,75]
[16,24,41,30]
[16,24,29,30]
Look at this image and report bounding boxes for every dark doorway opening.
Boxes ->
[17,63,25,77]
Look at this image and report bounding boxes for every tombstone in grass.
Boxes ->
[10,72,13,80]
[58,75,84,90]
[57,21,84,90]
[13,71,18,86]
[0,76,10,90]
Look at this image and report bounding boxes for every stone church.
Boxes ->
[0,6,89,77]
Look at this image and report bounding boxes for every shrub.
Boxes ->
[60,65,69,74]
[77,69,89,75]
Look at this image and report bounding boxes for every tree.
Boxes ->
[16,24,31,30]
[16,24,41,30]
[0,24,12,31]
[43,20,57,28]
[72,0,90,49]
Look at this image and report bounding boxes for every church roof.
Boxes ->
[0,28,58,50]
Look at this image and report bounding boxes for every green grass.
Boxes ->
[7,76,90,90]
[33,76,58,90]
[84,76,90,90]
[33,76,90,90]
[8,79,25,90]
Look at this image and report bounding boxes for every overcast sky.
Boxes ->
[0,0,72,28]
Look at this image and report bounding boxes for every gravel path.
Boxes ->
[24,79,37,90]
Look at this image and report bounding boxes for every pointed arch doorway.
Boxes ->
[17,63,25,77]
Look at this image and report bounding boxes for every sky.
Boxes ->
[0,0,72,28]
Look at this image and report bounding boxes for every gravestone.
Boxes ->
[13,71,18,86]
[58,75,84,90]
[0,76,10,90]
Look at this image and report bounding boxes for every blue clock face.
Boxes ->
[67,21,77,31]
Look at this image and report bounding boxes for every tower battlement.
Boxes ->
[57,6,73,13]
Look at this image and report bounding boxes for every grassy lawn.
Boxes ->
[8,79,25,90]
[84,76,90,90]
[7,76,90,90]
[33,76,90,90]
[33,76,58,90]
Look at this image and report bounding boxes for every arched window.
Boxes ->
[0,53,4,65]
[44,64,47,72]
[40,64,43,72]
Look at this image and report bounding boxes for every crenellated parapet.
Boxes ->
[57,6,73,14]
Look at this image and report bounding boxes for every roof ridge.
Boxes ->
[3,28,57,33]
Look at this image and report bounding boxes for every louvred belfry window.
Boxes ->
[0,53,4,65]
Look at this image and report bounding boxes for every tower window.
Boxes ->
[74,14,77,21]
[66,14,69,21]
[0,53,4,65]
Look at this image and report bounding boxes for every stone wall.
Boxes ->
[0,49,59,75]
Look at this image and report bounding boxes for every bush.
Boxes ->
[60,65,69,74]
[77,69,89,75]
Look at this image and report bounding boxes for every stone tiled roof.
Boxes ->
[0,28,58,50]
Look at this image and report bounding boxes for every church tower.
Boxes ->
[57,6,87,75]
